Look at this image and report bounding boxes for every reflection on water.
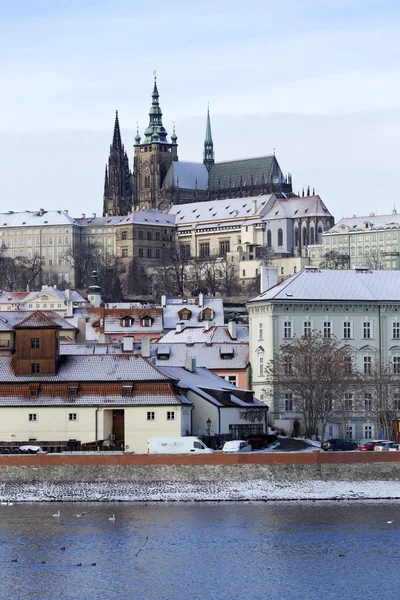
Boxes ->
[0,501,399,600]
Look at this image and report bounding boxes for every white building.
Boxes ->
[247,267,400,440]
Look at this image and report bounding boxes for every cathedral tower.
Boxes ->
[103,111,132,216]
[203,105,214,172]
[133,75,178,210]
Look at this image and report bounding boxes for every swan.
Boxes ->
[108,514,116,522]
[52,510,61,518]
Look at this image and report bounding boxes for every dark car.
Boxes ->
[321,438,358,451]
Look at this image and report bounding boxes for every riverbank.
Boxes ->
[0,452,399,502]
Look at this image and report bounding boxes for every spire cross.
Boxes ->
[153,70,157,80]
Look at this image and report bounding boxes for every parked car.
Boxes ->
[222,440,252,453]
[358,441,378,451]
[321,438,358,451]
[19,445,43,454]
[374,441,399,452]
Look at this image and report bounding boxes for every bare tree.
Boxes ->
[265,333,359,440]
[217,255,239,296]
[255,245,275,265]
[364,247,385,270]
[320,250,349,270]
[362,359,400,439]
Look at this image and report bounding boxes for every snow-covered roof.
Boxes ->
[168,194,275,226]
[328,213,400,233]
[0,210,80,228]
[116,210,176,227]
[0,391,186,407]
[59,343,140,355]
[163,297,224,329]
[262,195,332,221]
[249,268,400,303]
[0,310,76,331]
[157,325,248,344]
[0,354,168,382]
[162,162,209,190]
[153,342,249,369]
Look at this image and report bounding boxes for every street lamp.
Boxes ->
[206,418,212,435]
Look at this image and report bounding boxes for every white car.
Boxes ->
[374,441,399,452]
[222,440,252,453]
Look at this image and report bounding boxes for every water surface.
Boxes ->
[0,501,399,600]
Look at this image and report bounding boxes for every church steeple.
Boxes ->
[103,110,132,217]
[143,73,168,143]
[203,104,214,172]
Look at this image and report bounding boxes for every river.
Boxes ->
[0,501,399,600]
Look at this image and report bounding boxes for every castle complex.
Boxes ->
[103,76,294,216]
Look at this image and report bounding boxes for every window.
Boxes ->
[393,356,400,374]
[242,270,246,277]
[31,363,40,374]
[138,248,143,257]
[323,321,332,338]
[364,425,373,439]
[364,393,372,411]
[343,321,351,339]
[69,413,77,421]
[258,322,263,340]
[303,322,312,338]
[267,230,272,248]
[277,228,283,247]
[199,242,210,258]
[393,322,400,339]
[259,355,264,376]
[156,249,160,258]
[29,413,37,422]
[31,338,40,349]
[227,375,237,386]
[122,387,132,397]
[121,230,128,241]
[155,231,160,240]
[147,231,152,240]
[219,240,230,255]
[363,356,372,374]
[147,411,155,421]
[346,424,354,440]
[345,356,352,374]
[284,356,292,375]
[363,322,371,339]
[142,318,152,327]
[285,393,293,411]
[121,248,128,258]
[122,317,133,327]
[138,230,143,240]
[283,321,292,339]
[167,411,175,420]
[344,393,353,411]
[147,248,151,258]
[30,390,38,398]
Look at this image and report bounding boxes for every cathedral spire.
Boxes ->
[203,103,214,172]
[143,73,168,143]
[112,110,122,150]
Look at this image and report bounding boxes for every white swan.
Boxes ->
[53,510,61,518]
[108,514,116,522]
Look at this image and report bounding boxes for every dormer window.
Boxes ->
[122,386,132,397]
[141,316,153,327]
[121,317,134,327]
[201,308,214,322]
[178,308,191,321]
[69,387,78,397]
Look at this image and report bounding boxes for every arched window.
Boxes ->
[294,227,299,247]
[267,230,272,248]
[310,226,315,245]
[277,228,283,247]
[317,225,323,243]
[302,227,308,246]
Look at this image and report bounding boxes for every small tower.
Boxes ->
[133,74,177,210]
[88,270,103,307]
[203,104,214,172]
[103,110,133,216]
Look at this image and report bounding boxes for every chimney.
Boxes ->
[76,317,86,344]
[161,294,167,307]
[141,336,150,358]
[260,266,278,294]
[198,293,204,308]
[204,321,210,331]
[65,289,70,300]
[64,209,68,215]
[92,213,96,218]
[123,336,134,352]
[39,208,44,216]
[81,213,85,218]
[185,357,196,373]
[252,199,257,214]
[176,322,186,333]
[228,320,237,340]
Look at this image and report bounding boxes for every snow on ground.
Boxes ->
[0,480,399,503]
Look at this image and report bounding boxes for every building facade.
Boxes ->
[247,267,400,441]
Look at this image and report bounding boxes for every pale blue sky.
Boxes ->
[0,1,399,218]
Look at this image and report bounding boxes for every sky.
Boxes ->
[0,0,399,220]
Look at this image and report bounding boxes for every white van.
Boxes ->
[148,437,214,454]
